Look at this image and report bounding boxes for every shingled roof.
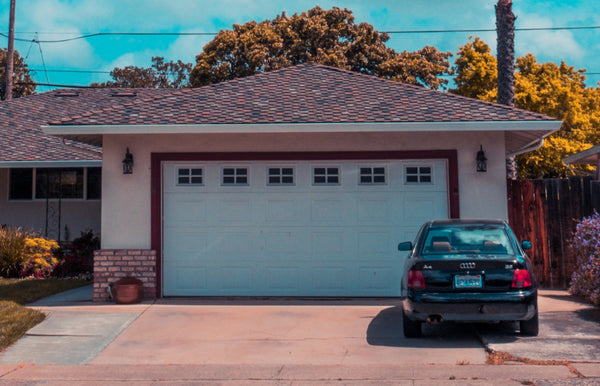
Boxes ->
[0,88,176,163]
[51,63,555,127]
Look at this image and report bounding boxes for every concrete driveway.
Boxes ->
[478,290,600,362]
[0,286,598,384]
[0,290,486,366]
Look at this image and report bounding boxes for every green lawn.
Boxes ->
[0,278,90,352]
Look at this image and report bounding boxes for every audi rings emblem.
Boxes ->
[460,262,476,269]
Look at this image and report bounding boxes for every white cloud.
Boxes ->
[165,33,213,64]
[514,13,584,63]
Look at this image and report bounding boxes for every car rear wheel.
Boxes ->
[520,312,539,336]
[402,308,422,338]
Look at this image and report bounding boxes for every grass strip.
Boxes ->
[0,278,89,305]
[0,278,90,352]
[0,300,45,351]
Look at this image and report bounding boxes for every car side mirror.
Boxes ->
[521,241,532,250]
[398,241,413,251]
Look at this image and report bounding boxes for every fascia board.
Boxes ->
[43,120,562,135]
[0,160,102,168]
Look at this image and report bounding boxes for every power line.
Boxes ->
[2,25,600,43]
[385,26,600,34]
[30,68,111,74]
[2,31,218,43]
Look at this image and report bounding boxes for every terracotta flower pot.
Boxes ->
[113,277,143,304]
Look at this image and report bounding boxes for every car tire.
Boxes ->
[402,308,422,338]
[520,312,539,336]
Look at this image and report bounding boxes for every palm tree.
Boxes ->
[496,0,517,179]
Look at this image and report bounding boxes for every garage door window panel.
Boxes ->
[406,166,432,184]
[177,168,203,185]
[313,167,340,185]
[359,166,387,185]
[222,167,248,185]
[268,167,295,185]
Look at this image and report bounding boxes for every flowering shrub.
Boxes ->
[54,231,99,278]
[568,212,600,306]
[20,238,60,278]
[0,227,31,277]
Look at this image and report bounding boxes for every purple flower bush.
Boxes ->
[568,212,600,306]
[53,231,99,279]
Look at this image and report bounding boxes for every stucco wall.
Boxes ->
[0,168,101,241]
[101,130,508,249]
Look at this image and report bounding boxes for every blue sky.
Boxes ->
[2,0,600,92]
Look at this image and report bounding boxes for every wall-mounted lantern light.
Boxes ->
[476,145,487,173]
[122,147,134,174]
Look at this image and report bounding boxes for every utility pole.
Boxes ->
[5,0,16,101]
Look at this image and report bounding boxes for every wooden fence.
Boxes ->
[507,176,600,288]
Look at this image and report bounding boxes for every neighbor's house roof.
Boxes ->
[0,88,176,167]
[45,63,562,155]
[563,144,600,166]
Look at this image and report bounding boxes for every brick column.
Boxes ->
[93,249,157,302]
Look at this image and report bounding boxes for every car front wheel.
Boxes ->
[520,312,539,336]
[402,308,422,338]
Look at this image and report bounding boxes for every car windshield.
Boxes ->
[420,224,515,258]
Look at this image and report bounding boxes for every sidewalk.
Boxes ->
[0,363,592,385]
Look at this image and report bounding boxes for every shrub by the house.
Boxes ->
[20,238,60,278]
[54,231,99,278]
[569,212,600,306]
[0,227,31,277]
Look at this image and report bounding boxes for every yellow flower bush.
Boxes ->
[21,237,60,278]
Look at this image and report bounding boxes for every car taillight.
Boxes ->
[512,269,532,288]
[408,270,426,289]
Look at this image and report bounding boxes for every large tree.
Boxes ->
[190,6,452,90]
[1,48,36,99]
[451,38,599,178]
[92,57,191,88]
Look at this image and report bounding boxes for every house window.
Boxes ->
[359,166,386,184]
[9,168,33,200]
[86,167,102,200]
[222,167,248,185]
[35,168,84,199]
[178,168,203,185]
[406,166,432,184]
[9,167,99,200]
[268,167,294,185]
[313,167,340,185]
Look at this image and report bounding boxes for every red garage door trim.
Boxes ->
[150,150,459,298]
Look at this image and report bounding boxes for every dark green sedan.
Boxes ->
[398,219,538,338]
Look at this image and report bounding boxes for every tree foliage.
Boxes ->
[451,37,497,101]
[0,48,36,99]
[190,6,452,90]
[92,57,191,88]
[451,37,600,178]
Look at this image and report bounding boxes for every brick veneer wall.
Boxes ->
[93,249,157,302]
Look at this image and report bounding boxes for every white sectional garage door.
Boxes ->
[162,159,448,296]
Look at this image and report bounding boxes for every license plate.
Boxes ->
[454,274,482,289]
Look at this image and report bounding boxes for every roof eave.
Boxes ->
[563,144,600,165]
[43,120,562,149]
[0,160,102,168]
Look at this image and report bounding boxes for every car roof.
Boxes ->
[427,219,508,226]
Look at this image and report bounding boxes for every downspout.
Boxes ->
[505,137,545,158]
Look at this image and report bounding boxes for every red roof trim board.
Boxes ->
[150,150,459,298]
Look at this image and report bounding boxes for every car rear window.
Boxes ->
[420,225,515,257]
